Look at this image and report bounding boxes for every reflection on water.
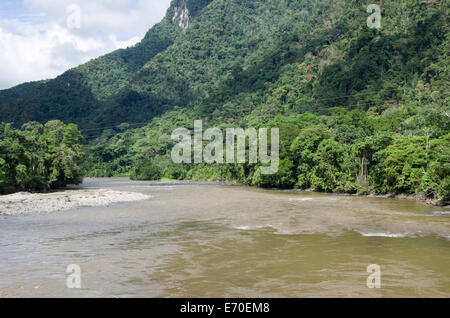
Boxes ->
[0,178,449,297]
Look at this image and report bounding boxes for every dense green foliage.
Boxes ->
[0,4,184,129]
[0,0,448,200]
[84,0,449,201]
[0,121,84,194]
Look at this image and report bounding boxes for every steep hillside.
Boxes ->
[89,0,337,127]
[84,0,449,201]
[0,0,448,199]
[0,0,342,131]
[0,0,213,128]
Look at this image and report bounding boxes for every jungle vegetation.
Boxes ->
[0,0,448,200]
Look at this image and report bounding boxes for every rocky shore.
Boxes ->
[0,189,150,215]
[279,188,449,206]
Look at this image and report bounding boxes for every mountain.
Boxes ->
[0,0,212,129]
[0,0,378,131]
[1,0,449,200]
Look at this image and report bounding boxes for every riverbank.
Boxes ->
[1,178,449,298]
[276,188,449,206]
[178,177,449,206]
[385,193,449,207]
[116,175,450,206]
[0,188,150,215]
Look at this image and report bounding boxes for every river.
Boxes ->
[0,178,449,297]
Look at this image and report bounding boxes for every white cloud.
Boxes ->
[0,0,172,89]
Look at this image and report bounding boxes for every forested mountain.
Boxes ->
[1,0,449,200]
[0,0,212,129]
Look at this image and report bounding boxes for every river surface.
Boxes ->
[1,178,449,298]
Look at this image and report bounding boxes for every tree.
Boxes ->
[0,120,84,194]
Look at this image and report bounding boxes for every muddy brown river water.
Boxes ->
[0,178,449,297]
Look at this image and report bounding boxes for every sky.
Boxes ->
[0,0,172,90]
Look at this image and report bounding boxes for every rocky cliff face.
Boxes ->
[172,0,191,30]
[169,0,213,30]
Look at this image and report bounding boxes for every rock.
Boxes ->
[0,189,151,215]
